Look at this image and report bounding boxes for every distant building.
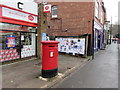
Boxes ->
[94,0,107,51]
[104,21,111,44]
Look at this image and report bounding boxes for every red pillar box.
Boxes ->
[41,41,59,78]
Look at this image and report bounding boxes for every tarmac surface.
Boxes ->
[118,44,120,88]
[53,43,118,88]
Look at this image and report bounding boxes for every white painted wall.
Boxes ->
[94,21,103,31]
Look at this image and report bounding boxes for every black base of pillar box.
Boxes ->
[42,68,58,78]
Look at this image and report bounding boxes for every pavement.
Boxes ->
[2,52,91,88]
[52,43,118,88]
[2,43,118,89]
[118,44,120,88]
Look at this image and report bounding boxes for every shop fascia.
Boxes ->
[0,0,38,15]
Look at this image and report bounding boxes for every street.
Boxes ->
[52,43,118,88]
[0,0,120,89]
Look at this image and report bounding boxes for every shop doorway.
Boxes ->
[21,32,36,58]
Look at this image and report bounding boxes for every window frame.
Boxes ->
[51,5,58,18]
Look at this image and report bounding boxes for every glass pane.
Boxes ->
[0,31,20,62]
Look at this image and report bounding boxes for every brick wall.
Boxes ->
[47,2,95,37]
[44,1,106,56]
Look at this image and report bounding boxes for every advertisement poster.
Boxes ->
[56,38,86,55]
[6,35,16,48]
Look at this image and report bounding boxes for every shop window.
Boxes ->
[0,23,36,62]
[0,31,20,62]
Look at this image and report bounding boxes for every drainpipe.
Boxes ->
[92,3,95,60]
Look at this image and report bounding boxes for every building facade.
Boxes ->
[0,0,38,62]
[104,21,110,45]
[94,0,106,52]
[46,1,106,55]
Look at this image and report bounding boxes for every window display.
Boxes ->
[0,23,36,62]
[0,31,20,62]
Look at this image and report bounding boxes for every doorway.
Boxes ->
[21,32,36,58]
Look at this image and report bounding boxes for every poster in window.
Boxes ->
[6,35,16,48]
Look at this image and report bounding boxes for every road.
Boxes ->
[53,43,118,88]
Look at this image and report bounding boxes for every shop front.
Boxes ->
[0,3,38,62]
[94,21,104,52]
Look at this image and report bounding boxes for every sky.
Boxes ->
[103,0,120,24]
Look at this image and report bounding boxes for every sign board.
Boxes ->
[44,4,51,13]
[0,0,38,15]
[2,7,37,23]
